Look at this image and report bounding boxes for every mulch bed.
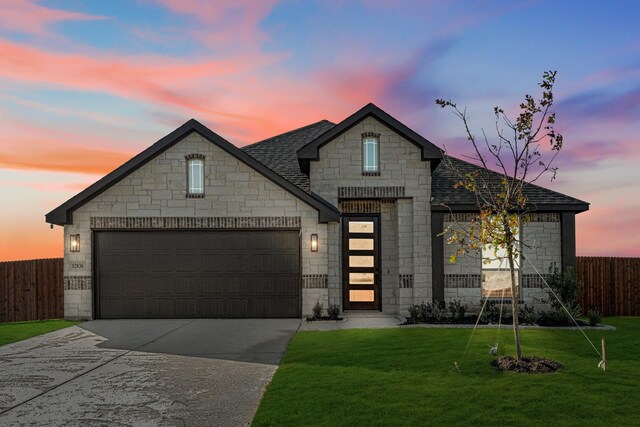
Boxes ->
[491,355,562,373]
[305,316,343,322]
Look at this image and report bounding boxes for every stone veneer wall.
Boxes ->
[64,131,328,319]
[309,116,431,314]
[442,213,562,309]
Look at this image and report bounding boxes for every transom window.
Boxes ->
[362,135,379,175]
[186,155,205,197]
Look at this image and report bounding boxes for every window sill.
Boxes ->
[186,193,205,198]
[362,171,380,176]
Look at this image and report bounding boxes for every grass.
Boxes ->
[0,319,81,346]
[253,318,640,426]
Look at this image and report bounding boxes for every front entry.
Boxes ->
[342,215,380,310]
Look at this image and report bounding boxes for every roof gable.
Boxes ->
[296,103,443,174]
[46,119,340,225]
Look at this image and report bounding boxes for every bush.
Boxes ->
[587,309,602,326]
[327,304,341,320]
[418,302,433,322]
[312,301,324,320]
[519,304,540,325]
[480,299,501,324]
[539,303,582,326]
[432,301,447,323]
[407,305,421,323]
[448,300,468,323]
[546,264,580,310]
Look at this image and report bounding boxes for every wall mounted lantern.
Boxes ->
[70,234,80,252]
[310,234,318,252]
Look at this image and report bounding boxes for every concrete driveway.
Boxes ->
[0,319,300,426]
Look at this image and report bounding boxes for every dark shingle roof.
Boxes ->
[242,121,588,213]
[242,120,335,192]
[431,156,589,212]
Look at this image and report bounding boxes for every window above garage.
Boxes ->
[186,154,205,198]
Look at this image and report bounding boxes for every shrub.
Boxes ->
[419,302,433,322]
[432,301,447,323]
[312,301,324,320]
[407,305,421,323]
[480,299,501,324]
[327,304,341,320]
[546,264,580,310]
[448,300,468,323]
[519,304,540,325]
[587,309,602,326]
[539,303,582,326]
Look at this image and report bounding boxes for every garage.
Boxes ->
[94,230,301,319]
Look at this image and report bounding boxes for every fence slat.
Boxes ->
[0,258,64,322]
[577,256,640,316]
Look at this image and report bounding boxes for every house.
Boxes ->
[46,104,588,319]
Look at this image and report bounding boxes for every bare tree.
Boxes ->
[435,71,563,360]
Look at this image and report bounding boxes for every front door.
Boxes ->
[342,215,380,310]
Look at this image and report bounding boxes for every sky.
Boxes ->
[0,0,639,261]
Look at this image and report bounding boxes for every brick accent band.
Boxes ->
[444,273,545,289]
[522,274,548,288]
[444,212,560,223]
[90,216,302,229]
[528,213,560,222]
[444,213,476,222]
[444,274,481,288]
[302,274,328,289]
[64,276,92,290]
[340,200,382,213]
[399,274,414,288]
[338,186,405,199]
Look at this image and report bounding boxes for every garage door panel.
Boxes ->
[95,231,300,318]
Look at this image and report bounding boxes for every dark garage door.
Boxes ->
[95,231,300,319]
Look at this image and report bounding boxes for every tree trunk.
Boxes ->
[504,219,523,361]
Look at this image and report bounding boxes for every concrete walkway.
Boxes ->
[0,319,299,426]
[299,312,403,331]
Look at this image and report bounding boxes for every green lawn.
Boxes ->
[0,319,81,346]
[253,318,640,426]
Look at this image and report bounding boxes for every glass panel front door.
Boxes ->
[343,215,380,310]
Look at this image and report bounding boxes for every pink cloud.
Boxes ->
[155,0,278,48]
[577,207,640,257]
[0,0,106,35]
[0,39,286,129]
[0,117,134,175]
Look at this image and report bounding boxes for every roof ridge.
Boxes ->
[243,119,334,149]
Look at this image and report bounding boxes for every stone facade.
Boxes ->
[63,132,327,319]
[309,116,432,314]
[440,214,562,311]
[57,114,572,320]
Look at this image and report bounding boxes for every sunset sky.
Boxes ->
[0,0,639,261]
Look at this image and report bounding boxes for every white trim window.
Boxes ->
[481,223,520,298]
[187,158,204,196]
[362,136,379,174]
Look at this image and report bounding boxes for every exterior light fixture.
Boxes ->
[70,234,80,252]
[311,234,318,252]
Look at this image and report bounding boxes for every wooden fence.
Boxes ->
[0,258,64,322]
[577,256,640,316]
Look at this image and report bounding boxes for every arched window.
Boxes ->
[185,154,205,197]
